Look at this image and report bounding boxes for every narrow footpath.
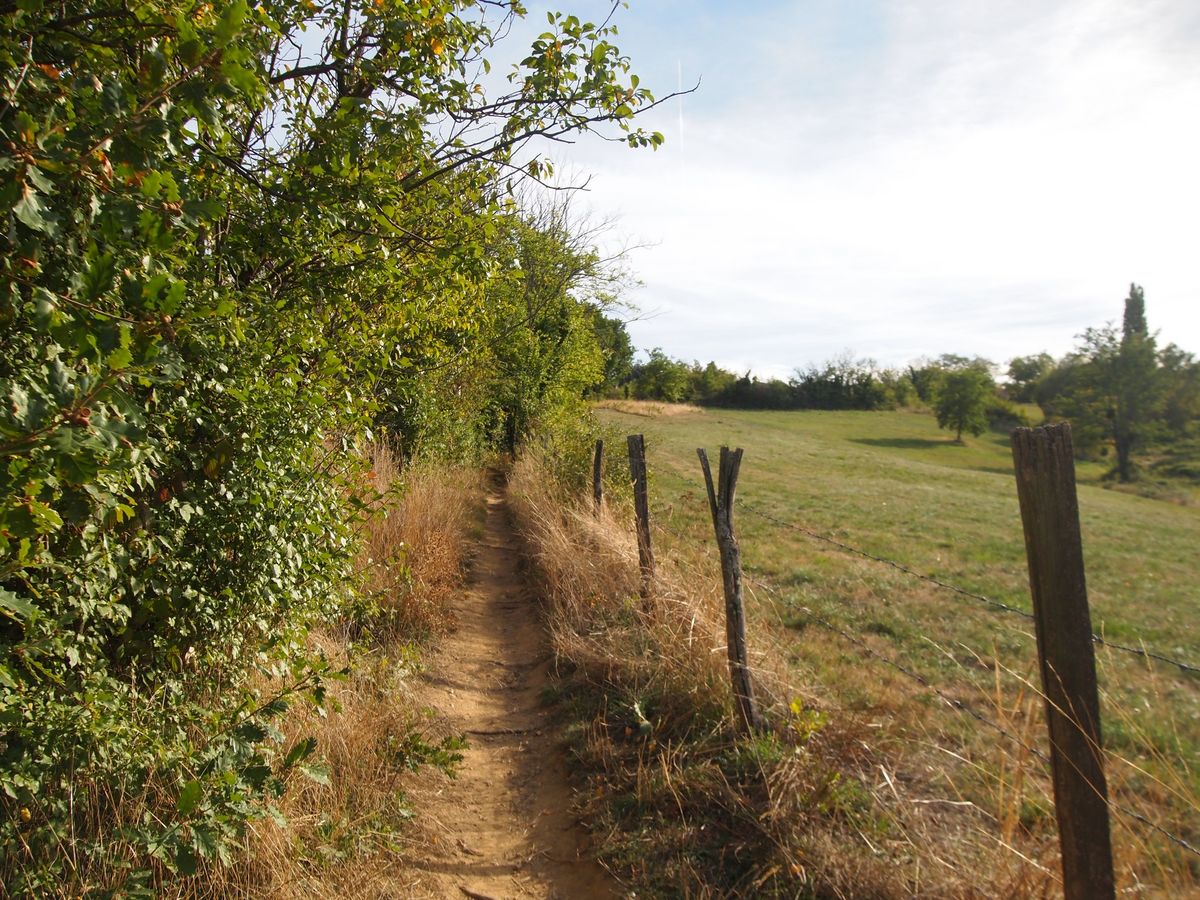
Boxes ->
[407,476,617,900]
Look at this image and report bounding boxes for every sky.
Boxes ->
[514,0,1200,378]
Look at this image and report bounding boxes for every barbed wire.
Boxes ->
[741,573,1050,763]
[668,475,1200,676]
[640,494,1200,860]
[743,573,1200,860]
[736,498,1036,620]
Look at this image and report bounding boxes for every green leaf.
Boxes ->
[13,184,53,234]
[77,253,117,301]
[176,778,203,816]
[284,736,317,767]
[214,0,249,47]
[193,824,220,859]
[0,589,37,622]
[161,279,187,315]
[28,500,63,534]
[108,347,133,370]
[234,720,269,743]
[175,843,198,876]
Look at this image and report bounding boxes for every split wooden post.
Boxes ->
[1011,423,1114,900]
[592,439,604,514]
[697,446,764,735]
[626,434,654,603]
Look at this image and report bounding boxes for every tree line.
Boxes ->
[600,284,1199,482]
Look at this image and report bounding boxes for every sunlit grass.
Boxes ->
[597,404,1200,892]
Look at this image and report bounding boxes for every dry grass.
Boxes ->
[507,449,1027,898]
[591,405,1200,895]
[593,398,704,418]
[188,444,483,899]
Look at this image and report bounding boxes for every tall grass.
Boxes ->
[188,445,482,898]
[508,448,1017,897]
[587,405,1200,896]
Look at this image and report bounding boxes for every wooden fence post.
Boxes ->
[697,446,764,735]
[1011,423,1114,900]
[626,434,654,603]
[592,439,604,514]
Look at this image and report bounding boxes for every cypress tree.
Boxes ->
[1122,283,1148,341]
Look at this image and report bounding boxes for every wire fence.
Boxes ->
[632,463,1200,867]
[743,572,1200,860]
[668,471,1200,676]
[736,494,1200,676]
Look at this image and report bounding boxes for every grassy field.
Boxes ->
[595,402,1200,891]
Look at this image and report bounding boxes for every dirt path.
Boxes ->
[407,476,617,900]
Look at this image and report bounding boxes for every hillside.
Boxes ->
[570,402,1200,894]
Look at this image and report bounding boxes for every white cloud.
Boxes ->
[547,0,1200,373]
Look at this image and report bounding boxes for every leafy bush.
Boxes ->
[1,0,659,890]
[985,395,1034,432]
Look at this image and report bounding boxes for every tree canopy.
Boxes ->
[934,366,994,441]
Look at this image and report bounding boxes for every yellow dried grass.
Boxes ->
[592,399,704,418]
[507,450,993,897]
[188,446,482,899]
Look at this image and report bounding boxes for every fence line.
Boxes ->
[745,569,1200,861]
[643,480,1200,862]
[677,479,1200,676]
[743,574,1051,763]
[737,498,1037,620]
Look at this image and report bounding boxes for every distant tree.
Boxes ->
[1108,284,1162,480]
[934,368,994,441]
[877,368,916,407]
[1006,353,1055,403]
[908,354,993,404]
[689,361,737,403]
[907,361,942,403]
[790,353,889,410]
[1052,284,1163,481]
[1158,344,1200,435]
[1123,283,1148,337]
[631,348,691,402]
[707,373,793,408]
[586,305,635,393]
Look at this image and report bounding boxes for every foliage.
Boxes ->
[688,360,738,403]
[587,304,636,394]
[907,354,994,405]
[0,0,660,890]
[709,372,795,409]
[1042,285,1166,481]
[474,196,615,452]
[985,394,1034,432]
[790,354,892,410]
[1155,343,1200,437]
[1006,353,1055,403]
[934,367,994,441]
[621,350,911,411]
[629,348,691,403]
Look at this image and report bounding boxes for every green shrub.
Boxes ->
[1,0,658,890]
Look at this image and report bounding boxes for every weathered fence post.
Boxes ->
[626,434,654,603]
[592,439,604,514]
[1011,423,1114,900]
[697,446,764,735]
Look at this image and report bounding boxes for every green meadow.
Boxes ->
[596,403,1200,878]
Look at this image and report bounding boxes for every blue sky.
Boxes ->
[513,0,1200,377]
